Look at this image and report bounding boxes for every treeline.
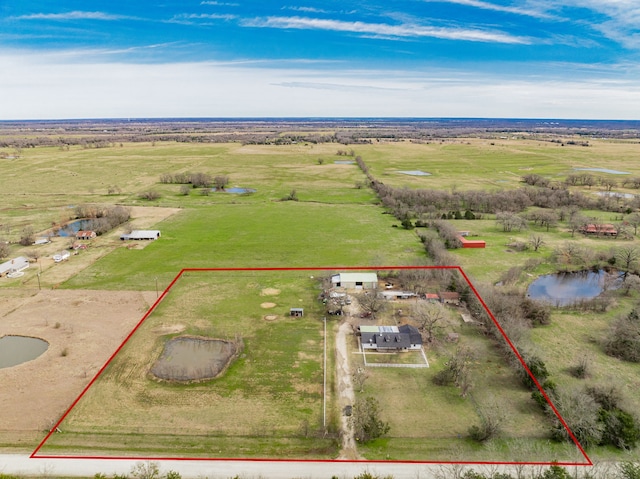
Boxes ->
[159,172,229,189]
[70,204,130,235]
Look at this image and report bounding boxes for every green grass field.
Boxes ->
[3,136,640,463]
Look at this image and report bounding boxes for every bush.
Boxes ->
[605,307,640,362]
[139,190,161,201]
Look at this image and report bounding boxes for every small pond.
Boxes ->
[597,191,635,199]
[0,335,49,369]
[527,270,621,306]
[211,187,256,194]
[334,160,355,165]
[57,219,93,237]
[150,336,237,382]
[397,170,432,176]
[574,167,630,175]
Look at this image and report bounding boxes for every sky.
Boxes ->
[1,0,640,120]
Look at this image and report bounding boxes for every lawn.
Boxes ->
[40,270,340,459]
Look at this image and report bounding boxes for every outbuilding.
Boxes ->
[290,308,304,317]
[331,272,378,290]
[76,230,97,240]
[120,230,161,241]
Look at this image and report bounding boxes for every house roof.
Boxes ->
[121,230,161,240]
[0,256,30,275]
[360,324,422,348]
[439,292,460,300]
[331,272,378,284]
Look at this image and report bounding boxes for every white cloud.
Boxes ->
[170,13,237,22]
[425,0,555,20]
[200,1,240,6]
[13,11,131,21]
[282,6,330,14]
[242,16,530,44]
[1,52,640,120]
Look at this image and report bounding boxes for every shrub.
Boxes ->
[605,307,640,362]
[139,190,161,201]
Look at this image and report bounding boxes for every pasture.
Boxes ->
[2,133,640,462]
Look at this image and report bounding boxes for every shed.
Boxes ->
[76,230,97,240]
[331,272,378,290]
[382,290,417,300]
[290,308,304,317]
[458,235,486,248]
[120,230,161,241]
[439,292,461,305]
[0,257,30,277]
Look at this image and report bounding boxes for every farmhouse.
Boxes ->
[0,257,30,277]
[579,224,617,236]
[120,230,161,241]
[331,272,378,290]
[359,325,422,351]
[76,230,97,240]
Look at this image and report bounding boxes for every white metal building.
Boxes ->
[331,272,378,290]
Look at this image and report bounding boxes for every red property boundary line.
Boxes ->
[31,265,592,466]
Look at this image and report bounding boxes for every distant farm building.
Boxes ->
[457,235,486,248]
[76,230,97,240]
[439,292,461,305]
[359,324,422,351]
[580,224,617,236]
[120,230,161,241]
[0,257,30,277]
[382,290,417,300]
[53,251,70,263]
[331,272,378,290]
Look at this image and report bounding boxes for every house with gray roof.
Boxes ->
[359,324,422,351]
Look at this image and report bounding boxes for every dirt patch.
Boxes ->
[260,302,276,309]
[150,336,237,382]
[151,324,186,335]
[264,315,278,321]
[0,288,155,448]
[260,288,280,296]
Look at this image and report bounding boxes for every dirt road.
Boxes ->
[336,320,361,460]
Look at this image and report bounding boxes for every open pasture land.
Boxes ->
[38,269,338,459]
[357,138,640,192]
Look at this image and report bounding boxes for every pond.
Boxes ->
[574,167,630,175]
[397,170,431,176]
[150,336,237,382]
[334,160,355,164]
[0,335,49,369]
[211,187,256,194]
[527,270,621,306]
[57,219,93,237]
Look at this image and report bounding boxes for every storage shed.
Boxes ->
[331,272,378,290]
[120,230,161,240]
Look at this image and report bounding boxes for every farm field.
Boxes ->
[2,126,640,464]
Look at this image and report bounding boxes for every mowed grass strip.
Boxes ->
[41,271,338,459]
[62,202,425,290]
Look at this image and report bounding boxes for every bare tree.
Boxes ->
[412,302,445,342]
[351,367,369,393]
[19,226,35,246]
[529,234,545,252]
[626,212,640,235]
[496,212,527,232]
[214,175,229,190]
[354,291,386,319]
[616,246,640,276]
[0,240,9,260]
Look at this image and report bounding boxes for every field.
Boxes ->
[2,127,640,464]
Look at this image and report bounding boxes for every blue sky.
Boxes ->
[1,0,639,119]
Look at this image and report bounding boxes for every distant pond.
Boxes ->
[0,336,49,369]
[527,270,621,306]
[57,219,93,237]
[211,187,256,194]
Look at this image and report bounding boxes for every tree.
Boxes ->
[495,212,527,232]
[139,190,161,201]
[551,388,603,448]
[0,240,9,260]
[352,367,369,393]
[568,213,589,237]
[616,246,640,275]
[605,308,640,362]
[468,398,505,442]
[412,302,444,342]
[19,226,35,246]
[350,396,390,443]
[529,235,545,252]
[214,175,229,190]
[433,346,475,397]
[538,210,558,231]
[626,212,640,235]
[354,291,386,319]
[130,461,161,479]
